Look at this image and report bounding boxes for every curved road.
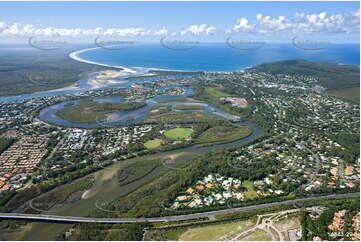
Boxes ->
[0,193,358,224]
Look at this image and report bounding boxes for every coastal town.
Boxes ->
[0,69,359,197]
[0,67,359,241]
[170,174,244,209]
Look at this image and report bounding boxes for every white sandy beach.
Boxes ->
[69,47,145,74]
[69,47,195,74]
[46,83,81,93]
[87,77,126,89]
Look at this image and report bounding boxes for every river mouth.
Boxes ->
[8,70,264,240]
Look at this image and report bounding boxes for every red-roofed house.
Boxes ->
[196,185,204,191]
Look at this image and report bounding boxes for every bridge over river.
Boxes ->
[0,193,358,224]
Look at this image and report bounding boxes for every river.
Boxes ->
[1,71,263,240]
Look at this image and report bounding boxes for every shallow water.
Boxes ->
[38,87,240,128]
[76,43,360,72]
[7,120,262,241]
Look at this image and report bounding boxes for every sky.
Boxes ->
[0,1,359,44]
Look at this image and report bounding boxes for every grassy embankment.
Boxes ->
[144,139,162,149]
[195,125,252,145]
[140,107,223,124]
[56,99,145,123]
[205,87,233,98]
[164,128,193,140]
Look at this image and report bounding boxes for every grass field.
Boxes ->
[244,190,258,200]
[56,99,145,123]
[242,180,254,190]
[242,180,258,200]
[140,108,227,125]
[164,228,187,240]
[177,220,255,241]
[205,87,233,98]
[240,229,272,241]
[196,125,252,144]
[164,128,193,140]
[325,87,360,104]
[144,139,162,149]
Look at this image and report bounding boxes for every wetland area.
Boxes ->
[2,70,262,241]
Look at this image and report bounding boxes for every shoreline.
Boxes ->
[69,47,143,74]
[69,47,187,74]
[68,47,238,74]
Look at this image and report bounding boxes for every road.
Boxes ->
[0,193,358,224]
[299,142,320,184]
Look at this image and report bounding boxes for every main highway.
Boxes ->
[0,193,358,223]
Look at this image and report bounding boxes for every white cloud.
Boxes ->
[0,21,216,38]
[0,8,358,39]
[180,24,216,36]
[0,22,164,38]
[154,27,168,36]
[233,18,252,32]
[229,9,360,35]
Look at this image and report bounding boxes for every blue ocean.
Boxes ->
[0,42,359,103]
[76,43,360,72]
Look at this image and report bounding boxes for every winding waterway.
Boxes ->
[2,71,263,241]
[38,88,240,128]
[4,120,261,241]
